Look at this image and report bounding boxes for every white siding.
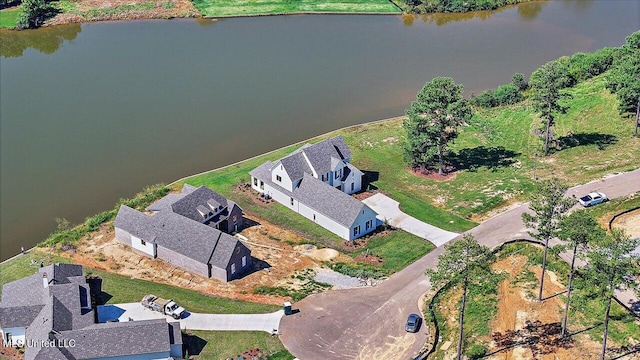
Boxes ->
[1,327,25,347]
[297,202,350,239]
[131,236,156,257]
[271,165,294,192]
[348,206,378,240]
[343,167,362,195]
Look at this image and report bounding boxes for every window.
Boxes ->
[335,170,340,179]
[313,214,316,221]
[140,239,146,246]
[231,263,236,274]
[351,183,354,192]
[353,226,361,237]
[260,181,264,190]
[242,256,247,267]
[232,215,238,223]
[290,197,294,206]
[253,178,258,186]
[276,175,282,182]
[366,220,373,230]
[321,174,325,181]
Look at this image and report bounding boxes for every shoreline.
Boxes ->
[169,115,406,187]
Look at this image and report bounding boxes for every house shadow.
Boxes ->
[234,257,272,280]
[557,132,618,151]
[242,217,261,229]
[94,291,113,306]
[182,333,208,356]
[450,146,520,172]
[361,170,379,192]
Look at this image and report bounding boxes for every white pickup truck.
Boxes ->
[141,294,186,319]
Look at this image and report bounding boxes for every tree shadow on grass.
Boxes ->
[449,146,520,172]
[490,321,574,357]
[557,132,618,151]
[182,332,208,356]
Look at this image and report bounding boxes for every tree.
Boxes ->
[554,211,604,337]
[512,72,528,91]
[582,229,640,360]
[426,234,493,360]
[529,59,572,155]
[606,31,640,136]
[16,0,58,29]
[521,178,574,301]
[403,77,472,174]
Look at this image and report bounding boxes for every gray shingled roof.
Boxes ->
[24,300,55,360]
[0,305,44,328]
[293,173,370,228]
[0,272,47,308]
[39,264,83,284]
[299,136,352,176]
[55,319,172,359]
[116,205,243,269]
[146,184,198,211]
[280,152,313,182]
[114,205,158,243]
[170,186,231,222]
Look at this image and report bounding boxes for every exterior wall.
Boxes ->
[226,243,253,282]
[210,266,227,282]
[251,176,265,193]
[114,227,133,246]
[1,327,26,347]
[131,236,156,257]
[170,344,182,358]
[271,165,293,192]
[297,202,350,240]
[343,168,362,195]
[348,207,378,240]
[263,183,298,212]
[226,205,244,233]
[156,246,211,279]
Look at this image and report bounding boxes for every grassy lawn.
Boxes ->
[353,230,435,273]
[184,331,294,359]
[0,251,278,314]
[191,0,400,17]
[0,7,21,29]
[583,192,640,224]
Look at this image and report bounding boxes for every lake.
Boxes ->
[1,0,638,260]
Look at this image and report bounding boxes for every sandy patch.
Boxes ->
[57,215,323,305]
[612,209,640,238]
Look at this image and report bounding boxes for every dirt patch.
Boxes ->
[611,209,640,238]
[487,255,603,360]
[353,253,384,266]
[0,346,21,360]
[352,190,378,201]
[410,168,458,182]
[295,245,341,262]
[46,0,199,27]
[56,215,323,305]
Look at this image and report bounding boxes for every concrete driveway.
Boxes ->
[97,303,284,333]
[280,169,640,360]
[362,193,459,246]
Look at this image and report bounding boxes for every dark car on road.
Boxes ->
[405,313,421,333]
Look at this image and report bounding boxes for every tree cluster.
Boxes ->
[402,0,527,15]
[606,31,640,136]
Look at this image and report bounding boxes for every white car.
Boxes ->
[578,191,608,207]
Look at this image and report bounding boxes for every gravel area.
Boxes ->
[314,268,365,289]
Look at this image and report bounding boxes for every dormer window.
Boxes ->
[276,175,282,182]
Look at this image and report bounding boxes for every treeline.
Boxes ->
[470,31,639,120]
[401,0,533,14]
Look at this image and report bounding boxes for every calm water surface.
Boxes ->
[1,0,639,260]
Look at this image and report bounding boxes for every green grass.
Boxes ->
[583,192,640,224]
[0,251,278,314]
[184,330,293,359]
[0,7,21,29]
[191,0,401,17]
[91,269,279,314]
[353,229,435,273]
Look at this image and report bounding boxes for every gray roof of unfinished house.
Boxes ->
[114,205,158,243]
[293,173,370,228]
[170,186,231,222]
[53,319,172,360]
[146,183,197,211]
[249,161,274,183]
[115,205,243,269]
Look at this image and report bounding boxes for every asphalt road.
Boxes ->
[279,168,640,360]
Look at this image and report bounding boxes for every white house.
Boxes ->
[250,136,378,240]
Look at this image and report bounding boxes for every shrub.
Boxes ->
[466,343,487,359]
[511,72,528,91]
[494,84,523,105]
[16,0,57,29]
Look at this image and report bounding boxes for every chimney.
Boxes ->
[43,273,49,288]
